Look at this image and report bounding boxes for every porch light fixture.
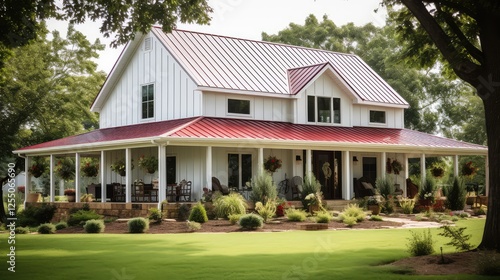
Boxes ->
[353,156,359,162]
[296,155,302,161]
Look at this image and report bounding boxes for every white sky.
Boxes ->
[50,0,387,74]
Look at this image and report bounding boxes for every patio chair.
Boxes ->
[291,176,302,200]
[212,177,230,195]
[179,180,192,201]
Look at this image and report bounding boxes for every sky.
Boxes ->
[50,0,388,74]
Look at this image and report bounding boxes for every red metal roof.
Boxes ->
[17,117,487,154]
[152,28,409,107]
[288,63,329,95]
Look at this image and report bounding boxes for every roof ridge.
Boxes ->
[287,62,330,71]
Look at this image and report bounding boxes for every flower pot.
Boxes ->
[308,205,320,213]
[26,193,41,202]
[66,195,76,202]
[419,199,433,207]
[466,196,475,206]
[368,205,380,215]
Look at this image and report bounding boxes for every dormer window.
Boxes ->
[141,84,154,119]
[308,96,341,124]
[228,98,250,115]
[369,110,386,124]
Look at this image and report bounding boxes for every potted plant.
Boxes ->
[81,159,99,177]
[64,189,76,202]
[430,162,446,178]
[304,191,324,213]
[55,157,75,180]
[28,157,47,178]
[263,155,282,173]
[138,155,158,174]
[366,196,381,215]
[461,161,479,178]
[110,158,133,176]
[391,159,402,175]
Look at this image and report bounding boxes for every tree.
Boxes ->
[382,0,500,250]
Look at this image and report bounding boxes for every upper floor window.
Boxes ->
[369,110,386,124]
[141,84,154,119]
[228,98,250,115]
[144,37,152,51]
[307,96,341,123]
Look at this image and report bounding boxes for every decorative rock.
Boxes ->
[298,223,329,230]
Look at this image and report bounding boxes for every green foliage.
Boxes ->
[15,227,30,234]
[476,251,500,276]
[84,219,105,233]
[213,192,247,219]
[376,176,394,199]
[315,211,332,223]
[249,172,277,203]
[419,175,437,204]
[445,177,467,211]
[285,208,307,222]
[338,204,366,223]
[37,223,56,234]
[439,226,472,252]
[18,203,56,227]
[67,210,103,226]
[254,200,276,222]
[238,213,264,230]
[148,208,162,223]
[189,202,208,223]
[55,222,68,230]
[186,221,201,232]
[301,173,322,208]
[127,218,149,233]
[407,230,434,256]
[228,214,242,225]
[369,215,383,221]
[399,198,415,214]
[342,216,358,227]
[177,204,191,221]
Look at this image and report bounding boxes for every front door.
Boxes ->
[313,151,342,199]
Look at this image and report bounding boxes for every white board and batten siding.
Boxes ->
[351,106,404,128]
[99,35,201,129]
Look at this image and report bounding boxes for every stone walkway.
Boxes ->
[382,217,444,229]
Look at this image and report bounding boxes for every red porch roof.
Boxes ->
[16,117,487,155]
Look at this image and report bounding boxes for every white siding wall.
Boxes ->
[352,105,405,128]
[100,36,200,128]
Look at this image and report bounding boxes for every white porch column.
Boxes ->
[49,154,55,202]
[158,145,167,207]
[258,147,264,174]
[485,155,489,196]
[125,148,132,203]
[403,154,409,197]
[420,153,426,186]
[343,150,351,199]
[75,153,81,202]
[100,151,107,203]
[206,146,212,194]
[453,155,459,178]
[381,152,387,177]
[306,149,312,176]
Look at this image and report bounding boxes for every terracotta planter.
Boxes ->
[308,204,320,213]
[368,205,381,215]
[26,193,41,202]
[66,195,76,202]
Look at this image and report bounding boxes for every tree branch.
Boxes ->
[423,0,477,18]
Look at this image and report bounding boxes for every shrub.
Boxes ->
[419,176,437,204]
[369,215,383,221]
[148,208,163,223]
[376,176,394,199]
[238,213,264,230]
[55,222,68,230]
[177,204,191,221]
[315,211,332,223]
[438,226,472,251]
[67,210,103,226]
[399,198,416,214]
[445,177,466,210]
[249,172,277,203]
[285,208,307,222]
[382,196,395,214]
[228,214,243,225]
[343,216,357,227]
[84,219,105,233]
[338,204,366,223]
[254,200,276,222]
[213,192,247,219]
[18,203,57,227]
[15,227,30,234]
[473,206,487,216]
[301,173,321,208]
[189,202,208,223]
[407,229,434,256]
[186,221,201,231]
[476,251,500,276]
[127,217,149,233]
[37,223,56,234]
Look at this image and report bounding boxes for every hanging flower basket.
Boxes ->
[391,159,402,175]
[28,158,47,178]
[81,159,99,177]
[264,155,282,173]
[461,161,478,177]
[111,158,133,176]
[55,158,75,180]
[138,155,158,174]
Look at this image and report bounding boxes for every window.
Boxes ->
[144,37,152,51]
[166,156,176,184]
[369,110,386,124]
[141,84,154,119]
[228,154,252,189]
[228,99,250,115]
[307,96,341,124]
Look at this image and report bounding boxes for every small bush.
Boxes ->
[238,213,264,230]
[177,204,191,221]
[315,211,332,223]
[338,204,366,222]
[186,221,201,231]
[255,200,276,222]
[18,203,57,227]
[249,172,277,203]
[148,208,163,223]
[84,219,105,233]
[473,206,486,216]
[445,177,467,211]
[476,251,500,276]
[213,192,247,219]
[301,174,321,208]
[343,216,357,227]
[15,227,30,234]
[369,215,383,221]
[376,176,394,199]
[55,222,68,230]
[67,210,103,226]
[37,223,56,234]
[189,202,208,223]
[228,214,242,225]
[399,198,415,214]
[407,229,434,256]
[127,217,149,233]
[285,208,307,222]
[438,226,472,251]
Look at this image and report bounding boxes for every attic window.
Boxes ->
[369,110,386,124]
[144,37,152,51]
[141,84,154,119]
[228,99,250,115]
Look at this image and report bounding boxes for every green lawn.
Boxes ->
[0,219,487,280]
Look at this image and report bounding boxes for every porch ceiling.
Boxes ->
[14,117,487,155]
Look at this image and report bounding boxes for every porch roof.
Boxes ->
[15,117,487,155]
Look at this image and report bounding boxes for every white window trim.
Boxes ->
[226,97,253,117]
[368,110,387,125]
[307,95,342,125]
[140,83,155,121]
[227,152,255,189]
[144,37,153,52]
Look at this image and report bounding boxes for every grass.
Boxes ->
[0,219,487,279]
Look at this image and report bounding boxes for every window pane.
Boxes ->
[141,84,154,119]
[142,86,148,102]
[148,84,154,101]
[228,99,250,114]
[333,98,341,123]
[307,96,315,122]
[148,101,154,118]
[241,154,252,186]
[142,103,148,119]
[166,156,176,184]
[317,97,331,123]
[370,110,386,123]
[228,154,239,189]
